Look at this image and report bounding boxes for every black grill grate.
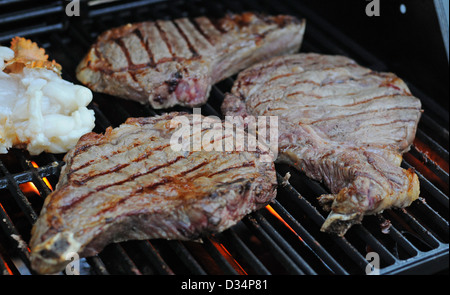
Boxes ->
[0,0,448,275]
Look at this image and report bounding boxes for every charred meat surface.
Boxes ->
[29,113,277,274]
[222,53,422,236]
[76,12,305,109]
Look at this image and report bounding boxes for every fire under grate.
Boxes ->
[0,0,448,275]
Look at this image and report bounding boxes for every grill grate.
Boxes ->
[0,0,448,275]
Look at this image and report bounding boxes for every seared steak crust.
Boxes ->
[222,53,422,236]
[76,12,305,109]
[29,113,277,274]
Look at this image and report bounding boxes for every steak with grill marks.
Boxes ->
[221,53,422,236]
[75,12,305,109]
[29,113,277,274]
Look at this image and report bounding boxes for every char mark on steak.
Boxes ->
[221,53,422,236]
[29,113,277,274]
[76,12,305,109]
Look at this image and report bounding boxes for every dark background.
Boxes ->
[293,0,449,125]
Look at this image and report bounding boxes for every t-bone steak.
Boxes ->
[221,53,422,236]
[29,113,277,274]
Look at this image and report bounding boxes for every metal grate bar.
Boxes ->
[0,202,33,273]
[202,237,241,275]
[0,0,65,44]
[403,161,448,210]
[377,214,419,258]
[276,173,374,272]
[408,146,448,183]
[253,211,317,274]
[86,256,110,275]
[394,209,443,248]
[0,252,13,275]
[381,245,449,275]
[167,241,207,275]
[276,173,327,226]
[99,244,142,275]
[281,163,446,271]
[0,23,64,44]
[0,161,38,224]
[412,200,449,236]
[0,3,63,23]
[410,87,449,129]
[269,200,348,274]
[0,239,20,275]
[221,229,271,275]
[87,0,168,17]
[352,225,397,266]
[13,150,53,198]
[0,161,62,191]
[416,128,449,161]
[136,240,175,275]
[243,215,305,274]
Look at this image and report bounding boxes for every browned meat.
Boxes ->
[29,113,277,274]
[76,12,305,109]
[222,53,422,236]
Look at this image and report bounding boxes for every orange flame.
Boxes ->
[266,205,304,242]
[413,138,449,173]
[1,261,13,275]
[19,161,53,196]
[209,239,247,275]
[404,139,449,194]
[30,161,53,191]
[19,182,39,196]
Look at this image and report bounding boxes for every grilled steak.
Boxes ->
[29,113,277,274]
[222,53,422,236]
[76,12,305,109]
